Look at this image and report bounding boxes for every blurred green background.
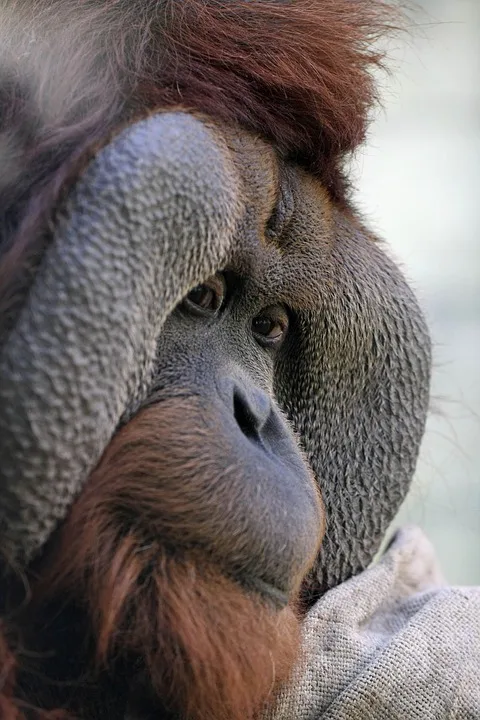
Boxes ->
[352,0,480,584]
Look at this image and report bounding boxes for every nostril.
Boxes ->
[233,389,259,440]
[232,386,271,441]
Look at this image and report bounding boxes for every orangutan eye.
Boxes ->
[252,307,289,347]
[183,274,226,316]
[187,286,216,310]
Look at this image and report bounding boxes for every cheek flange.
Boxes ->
[0,112,242,565]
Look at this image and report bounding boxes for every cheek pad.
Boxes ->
[276,215,431,594]
[0,111,242,565]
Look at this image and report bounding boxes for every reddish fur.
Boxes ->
[0,0,398,340]
[0,623,68,719]
[0,623,18,720]
[0,1,394,713]
[1,401,304,718]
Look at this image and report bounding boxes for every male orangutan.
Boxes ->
[0,1,435,719]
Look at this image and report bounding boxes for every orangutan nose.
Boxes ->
[233,385,272,440]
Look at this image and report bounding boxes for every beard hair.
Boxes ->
[11,401,302,720]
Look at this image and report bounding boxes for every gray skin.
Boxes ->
[0,112,431,603]
[143,270,324,606]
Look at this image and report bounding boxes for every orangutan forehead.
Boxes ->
[1,0,395,205]
[134,0,395,201]
[206,121,335,307]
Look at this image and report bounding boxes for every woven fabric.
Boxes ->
[266,526,480,720]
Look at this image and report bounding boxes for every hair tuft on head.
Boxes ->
[0,0,400,337]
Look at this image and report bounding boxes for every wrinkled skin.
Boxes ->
[0,0,433,716]
[0,115,431,719]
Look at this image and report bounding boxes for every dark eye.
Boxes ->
[252,307,289,347]
[182,274,226,316]
[187,286,216,310]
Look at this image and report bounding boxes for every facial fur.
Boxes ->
[0,2,431,719]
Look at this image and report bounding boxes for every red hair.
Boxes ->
[0,0,399,339]
[0,623,68,719]
[1,401,303,719]
[0,1,395,711]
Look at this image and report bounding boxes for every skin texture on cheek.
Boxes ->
[0,118,431,716]
[0,3,431,718]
